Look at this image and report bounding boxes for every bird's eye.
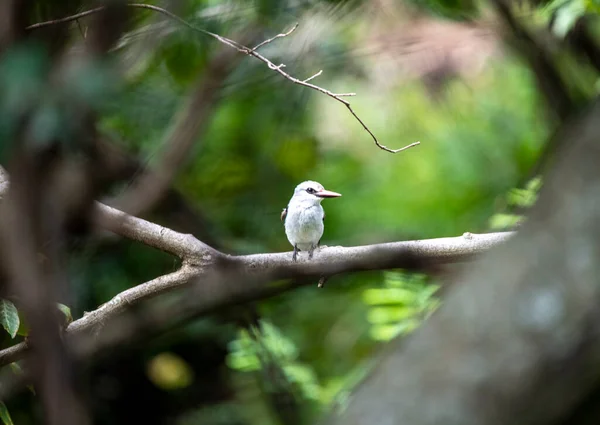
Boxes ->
[306,188,316,194]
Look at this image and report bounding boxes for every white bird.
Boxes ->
[281,181,341,261]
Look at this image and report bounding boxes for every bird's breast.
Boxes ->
[284,204,324,246]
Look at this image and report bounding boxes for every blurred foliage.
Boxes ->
[363,272,440,341]
[0,0,576,423]
[228,321,323,401]
[489,176,541,230]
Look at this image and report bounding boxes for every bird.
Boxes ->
[281,181,341,261]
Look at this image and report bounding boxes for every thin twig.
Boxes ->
[303,70,322,83]
[252,23,299,51]
[25,6,106,29]
[26,3,420,154]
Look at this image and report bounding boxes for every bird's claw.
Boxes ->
[292,245,298,262]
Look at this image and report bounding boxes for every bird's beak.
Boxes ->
[316,188,342,198]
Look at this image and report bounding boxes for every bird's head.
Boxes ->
[292,180,342,204]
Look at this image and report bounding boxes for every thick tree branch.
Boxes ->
[0,161,512,369]
[0,223,512,368]
[95,136,222,247]
[93,202,218,261]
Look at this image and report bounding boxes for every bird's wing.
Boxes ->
[323,211,325,222]
[281,207,287,223]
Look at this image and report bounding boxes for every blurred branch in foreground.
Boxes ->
[0,3,131,425]
[328,98,600,425]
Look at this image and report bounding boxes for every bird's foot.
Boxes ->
[308,245,316,259]
[292,245,298,262]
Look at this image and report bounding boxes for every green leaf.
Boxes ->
[0,402,13,425]
[0,299,19,338]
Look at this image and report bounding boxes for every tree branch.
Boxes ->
[94,135,223,247]
[1,161,512,369]
[26,3,420,155]
[0,167,513,377]
[93,202,218,261]
[0,223,512,368]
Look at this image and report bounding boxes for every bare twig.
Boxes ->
[252,23,299,51]
[303,70,323,83]
[26,6,107,29]
[26,3,420,154]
